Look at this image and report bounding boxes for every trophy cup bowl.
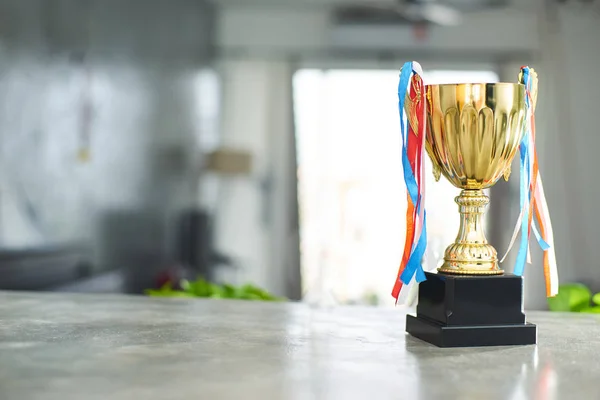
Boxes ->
[425,83,527,275]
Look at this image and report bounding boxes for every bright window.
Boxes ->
[293,69,499,307]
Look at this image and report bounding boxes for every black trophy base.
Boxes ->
[405,272,537,348]
[406,315,536,347]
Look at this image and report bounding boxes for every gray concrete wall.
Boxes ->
[0,0,214,289]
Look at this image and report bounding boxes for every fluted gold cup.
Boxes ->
[425,82,528,275]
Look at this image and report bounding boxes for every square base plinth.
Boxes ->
[405,272,537,347]
[406,315,537,348]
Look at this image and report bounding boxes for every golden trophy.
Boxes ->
[403,66,548,347]
[425,82,527,275]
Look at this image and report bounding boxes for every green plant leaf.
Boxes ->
[145,282,175,296]
[580,306,600,314]
[187,278,212,297]
[146,277,286,301]
[145,289,166,297]
[593,293,600,306]
[145,281,195,298]
[547,283,591,312]
[180,279,191,291]
[222,284,237,298]
[166,291,195,298]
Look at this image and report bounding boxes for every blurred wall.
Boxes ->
[0,0,214,291]
[214,59,301,299]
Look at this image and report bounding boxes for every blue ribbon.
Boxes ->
[513,66,551,276]
[401,211,428,284]
[533,225,550,250]
[397,61,427,285]
[398,63,419,205]
[514,138,530,276]
[402,152,419,205]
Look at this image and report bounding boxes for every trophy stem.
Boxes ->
[438,189,503,275]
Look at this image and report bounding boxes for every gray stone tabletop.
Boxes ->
[0,291,598,400]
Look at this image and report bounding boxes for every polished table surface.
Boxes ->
[0,291,598,400]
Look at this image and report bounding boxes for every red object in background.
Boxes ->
[155,265,182,289]
[412,22,429,42]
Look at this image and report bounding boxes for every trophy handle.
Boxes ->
[404,74,423,135]
[518,68,538,112]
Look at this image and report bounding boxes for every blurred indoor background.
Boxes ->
[0,0,597,310]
